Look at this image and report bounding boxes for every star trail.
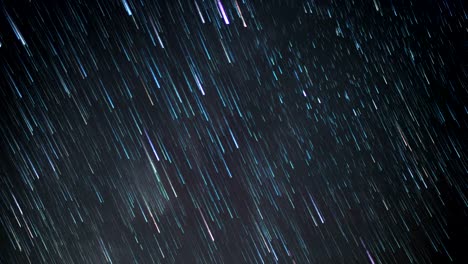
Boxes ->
[0,0,466,263]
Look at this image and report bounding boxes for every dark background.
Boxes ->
[0,0,466,263]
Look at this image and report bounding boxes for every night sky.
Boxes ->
[0,0,467,263]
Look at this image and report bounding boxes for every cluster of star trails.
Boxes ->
[0,0,466,263]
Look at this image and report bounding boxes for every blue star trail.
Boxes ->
[0,0,466,263]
